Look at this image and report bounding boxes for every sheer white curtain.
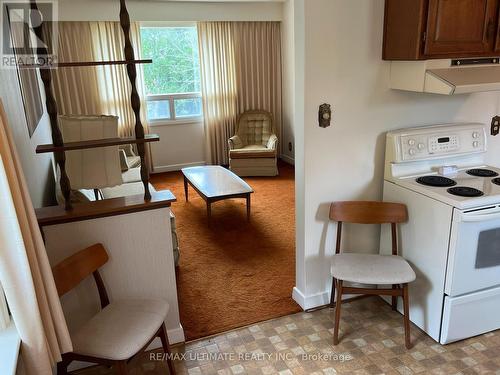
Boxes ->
[0,101,72,374]
[197,21,283,165]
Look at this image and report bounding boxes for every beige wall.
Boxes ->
[292,0,500,308]
[0,69,55,208]
[57,0,283,21]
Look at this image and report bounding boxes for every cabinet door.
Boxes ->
[425,0,498,57]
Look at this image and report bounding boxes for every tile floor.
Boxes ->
[77,296,500,374]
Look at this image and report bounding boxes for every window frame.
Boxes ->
[140,22,203,126]
[146,92,203,125]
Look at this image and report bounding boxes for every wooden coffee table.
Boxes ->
[181,166,254,222]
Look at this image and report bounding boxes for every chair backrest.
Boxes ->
[236,110,273,147]
[329,201,408,255]
[52,243,109,297]
[330,201,408,224]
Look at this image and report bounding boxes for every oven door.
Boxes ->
[445,205,500,297]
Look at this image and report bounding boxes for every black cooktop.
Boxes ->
[447,186,484,197]
[466,168,499,178]
[416,176,457,187]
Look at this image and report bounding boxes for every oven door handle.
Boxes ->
[460,211,500,222]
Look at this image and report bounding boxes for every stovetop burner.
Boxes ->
[466,168,499,177]
[416,176,457,187]
[447,186,484,197]
[492,178,500,186]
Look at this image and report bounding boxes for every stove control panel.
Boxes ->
[392,124,487,162]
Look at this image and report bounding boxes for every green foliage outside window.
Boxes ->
[140,27,201,95]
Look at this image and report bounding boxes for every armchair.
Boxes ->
[228,110,278,176]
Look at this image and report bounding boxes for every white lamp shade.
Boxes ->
[59,115,124,190]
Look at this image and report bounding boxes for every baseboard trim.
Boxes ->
[292,287,330,310]
[167,324,186,344]
[280,154,295,165]
[293,284,378,311]
[152,161,206,173]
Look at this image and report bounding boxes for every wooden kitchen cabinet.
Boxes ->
[383,0,500,60]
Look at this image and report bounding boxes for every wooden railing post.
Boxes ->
[30,0,72,210]
[119,0,151,201]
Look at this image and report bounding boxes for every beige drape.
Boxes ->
[51,22,153,167]
[198,22,239,165]
[50,22,102,115]
[0,101,72,375]
[233,22,282,147]
[198,21,282,165]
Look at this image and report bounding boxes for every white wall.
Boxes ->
[150,122,205,172]
[0,69,56,208]
[58,0,283,21]
[292,0,500,309]
[281,0,295,164]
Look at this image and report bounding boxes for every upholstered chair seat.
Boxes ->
[331,253,416,285]
[72,299,169,361]
[228,111,278,176]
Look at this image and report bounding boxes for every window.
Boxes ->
[140,25,202,123]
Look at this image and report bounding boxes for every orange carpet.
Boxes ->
[150,162,300,341]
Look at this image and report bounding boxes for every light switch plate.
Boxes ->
[492,116,500,136]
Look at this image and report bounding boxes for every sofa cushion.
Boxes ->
[230,145,276,159]
[127,155,141,169]
[101,181,156,199]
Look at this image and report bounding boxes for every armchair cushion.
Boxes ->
[119,149,130,172]
[119,144,136,157]
[266,134,278,150]
[235,111,274,147]
[229,135,244,150]
[230,145,277,159]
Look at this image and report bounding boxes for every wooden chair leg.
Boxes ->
[329,277,336,308]
[115,360,128,375]
[56,360,69,375]
[333,280,343,345]
[159,323,176,375]
[402,283,411,349]
[392,284,398,311]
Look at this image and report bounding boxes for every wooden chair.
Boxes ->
[52,243,176,374]
[329,201,416,349]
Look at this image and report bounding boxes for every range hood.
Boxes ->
[389,59,500,95]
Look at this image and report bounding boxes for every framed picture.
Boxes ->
[7,6,43,138]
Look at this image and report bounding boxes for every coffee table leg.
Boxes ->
[207,200,212,224]
[184,176,189,202]
[246,194,251,221]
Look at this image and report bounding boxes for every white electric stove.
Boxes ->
[381,123,500,344]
